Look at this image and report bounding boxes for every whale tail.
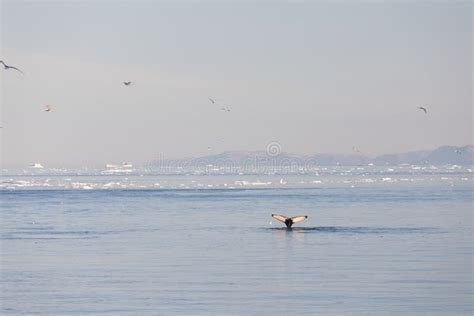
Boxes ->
[271,214,308,228]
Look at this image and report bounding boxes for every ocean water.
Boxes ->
[1,166,473,315]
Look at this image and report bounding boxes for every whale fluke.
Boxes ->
[271,214,308,228]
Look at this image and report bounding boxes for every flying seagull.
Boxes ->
[221,107,231,112]
[0,60,24,74]
[419,106,427,114]
[209,97,216,104]
[454,149,462,154]
[271,214,308,228]
[123,81,132,86]
[45,105,52,112]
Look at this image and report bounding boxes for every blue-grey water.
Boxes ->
[1,166,473,315]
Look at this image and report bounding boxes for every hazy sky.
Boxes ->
[1,1,472,167]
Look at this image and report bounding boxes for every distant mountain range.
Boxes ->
[150,145,474,167]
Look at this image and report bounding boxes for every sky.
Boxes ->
[0,1,472,167]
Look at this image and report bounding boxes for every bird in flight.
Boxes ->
[0,60,24,74]
[209,97,231,112]
[352,146,362,154]
[271,214,308,228]
[123,81,132,86]
[45,105,52,112]
[419,106,428,114]
[454,149,462,155]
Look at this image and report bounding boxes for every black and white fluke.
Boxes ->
[271,214,308,228]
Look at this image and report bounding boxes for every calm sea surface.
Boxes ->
[1,167,473,315]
